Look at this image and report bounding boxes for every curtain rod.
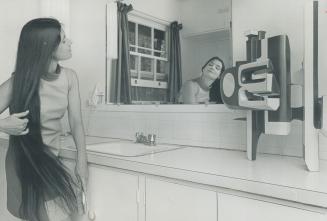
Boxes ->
[113,0,176,25]
[131,9,173,25]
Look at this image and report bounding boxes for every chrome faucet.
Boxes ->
[135,132,146,143]
[135,132,156,146]
[148,134,156,146]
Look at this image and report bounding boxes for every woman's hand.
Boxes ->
[0,110,29,135]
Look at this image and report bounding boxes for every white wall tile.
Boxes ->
[84,109,319,159]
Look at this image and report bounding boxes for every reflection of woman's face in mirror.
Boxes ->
[202,59,223,81]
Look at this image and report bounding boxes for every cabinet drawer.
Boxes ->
[146,178,217,221]
[218,193,324,221]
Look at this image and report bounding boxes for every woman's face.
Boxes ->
[53,29,72,61]
[202,59,223,81]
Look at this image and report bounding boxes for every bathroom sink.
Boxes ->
[86,141,181,157]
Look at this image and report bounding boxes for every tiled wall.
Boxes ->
[80,105,317,159]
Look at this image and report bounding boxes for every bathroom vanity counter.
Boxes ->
[59,136,327,210]
[1,135,327,220]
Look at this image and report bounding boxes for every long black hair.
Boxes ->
[203,57,225,104]
[9,18,78,221]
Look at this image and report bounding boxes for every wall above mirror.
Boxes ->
[106,0,232,105]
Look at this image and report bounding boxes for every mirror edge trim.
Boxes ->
[83,104,243,113]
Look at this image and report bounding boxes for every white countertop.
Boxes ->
[59,136,327,209]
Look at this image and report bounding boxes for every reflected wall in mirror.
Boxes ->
[106,0,232,105]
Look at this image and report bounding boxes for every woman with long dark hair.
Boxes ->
[178,56,225,104]
[0,18,88,220]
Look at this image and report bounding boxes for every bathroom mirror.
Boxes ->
[106,0,232,105]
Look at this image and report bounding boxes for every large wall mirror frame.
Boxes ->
[105,0,233,107]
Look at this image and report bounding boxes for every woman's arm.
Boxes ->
[0,78,29,135]
[66,69,88,195]
[0,78,13,114]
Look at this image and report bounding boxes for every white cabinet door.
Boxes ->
[87,164,139,221]
[146,178,217,221]
[0,140,8,218]
[218,193,325,221]
[0,140,6,217]
[0,139,21,221]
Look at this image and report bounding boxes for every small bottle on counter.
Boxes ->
[96,92,105,104]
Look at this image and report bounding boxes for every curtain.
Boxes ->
[168,21,183,103]
[113,2,133,104]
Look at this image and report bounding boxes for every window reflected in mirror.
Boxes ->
[127,18,169,103]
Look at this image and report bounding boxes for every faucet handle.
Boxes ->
[135,132,143,142]
[148,134,156,145]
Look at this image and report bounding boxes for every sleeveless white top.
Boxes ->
[178,79,209,104]
[39,67,71,156]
